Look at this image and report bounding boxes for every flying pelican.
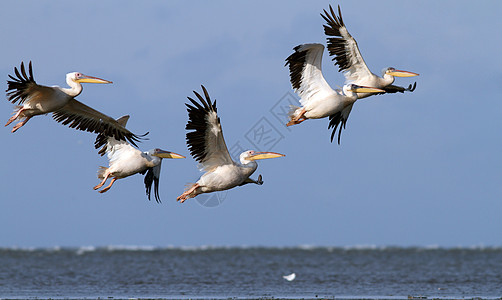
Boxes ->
[93,115,185,203]
[176,85,284,203]
[285,43,385,144]
[321,5,419,99]
[5,61,144,148]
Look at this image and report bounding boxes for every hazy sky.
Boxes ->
[1,1,501,248]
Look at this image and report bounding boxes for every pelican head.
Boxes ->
[67,72,113,84]
[150,148,186,159]
[240,150,285,164]
[383,67,419,78]
[344,84,385,96]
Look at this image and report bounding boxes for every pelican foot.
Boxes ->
[98,187,110,194]
[286,118,306,127]
[11,122,25,133]
[177,183,199,203]
[286,108,306,127]
[286,120,297,127]
[256,174,263,185]
[176,193,190,203]
[97,178,116,193]
[6,107,25,127]
[5,117,16,127]
[406,82,417,92]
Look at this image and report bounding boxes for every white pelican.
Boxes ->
[321,5,419,99]
[285,43,385,144]
[93,115,185,203]
[5,61,144,147]
[176,85,285,203]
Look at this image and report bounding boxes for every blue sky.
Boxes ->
[1,1,501,248]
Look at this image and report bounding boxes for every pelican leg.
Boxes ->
[286,109,306,127]
[177,183,200,203]
[94,172,111,190]
[406,82,417,92]
[239,174,264,186]
[255,174,264,185]
[11,116,32,133]
[296,115,307,124]
[5,108,25,127]
[98,178,117,193]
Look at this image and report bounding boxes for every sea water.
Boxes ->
[1,246,501,299]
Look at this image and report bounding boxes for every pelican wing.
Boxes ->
[105,137,140,170]
[95,115,142,170]
[321,5,372,82]
[327,103,353,144]
[185,85,233,171]
[95,115,133,156]
[144,164,162,203]
[285,43,337,107]
[6,61,56,105]
[52,99,145,149]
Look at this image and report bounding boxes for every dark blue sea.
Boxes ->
[1,246,502,299]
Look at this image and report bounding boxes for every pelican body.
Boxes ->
[93,116,185,203]
[5,61,144,148]
[192,150,269,194]
[177,86,284,203]
[285,43,384,144]
[321,5,419,99]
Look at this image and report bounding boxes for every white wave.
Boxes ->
[174,245,238,251]
[48,246,62,252]
[104,245,156,252]
[343,244,381,250]
[2,244,502,252]
[424,244,441,250]
[297,244,317,250]
[76,246,96,255]
[0,246,37,252]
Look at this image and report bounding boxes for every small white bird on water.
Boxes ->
[283,273,296,281]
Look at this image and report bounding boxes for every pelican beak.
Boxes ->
[248,152,285,161]
[352,85,385,93]
[387,69,419,77]
[75,74,113,84]
[154,150,185,159]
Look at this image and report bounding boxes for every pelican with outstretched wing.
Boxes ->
[321,5,419,99]
[5,61,144,148]
[177,85,284,203]
[285,43,384,144]
[93,115,185,203]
